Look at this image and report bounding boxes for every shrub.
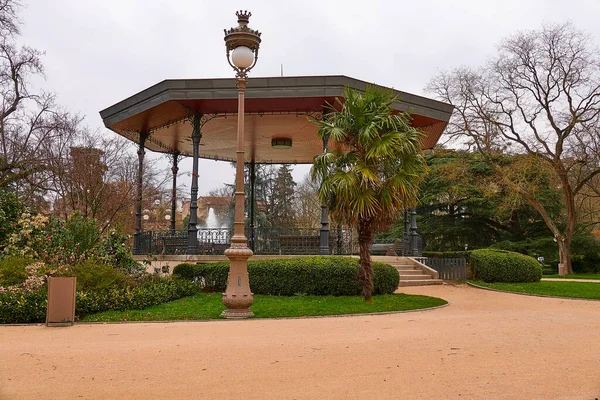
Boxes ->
[75,279,200,316]
[173,256,399,296]
[96,229,141,274]
[0,289,47,324]
[470,249,542,283]
[61,259,130,291]
[0,256,33,286]
[0,278,200,324]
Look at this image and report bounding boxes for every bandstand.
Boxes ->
[100,75,453,260]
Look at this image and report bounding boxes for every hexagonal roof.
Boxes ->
[99,75,453,164]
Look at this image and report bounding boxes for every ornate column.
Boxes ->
[133,133,147,255]
[249,160,256,252]
[222,10,261,318]
[319,132,330,255]
[187,114,202,254]
[222,78,254,318]
[170,151,179,235]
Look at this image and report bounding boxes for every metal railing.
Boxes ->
[414,257,467,280]
[137,227,357,256]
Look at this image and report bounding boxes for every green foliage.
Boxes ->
[396,149,555,252]
[96,229,141,274]
[311,86,427,229]
[470,249,542,283]
[75,279,200,316]
[173,257,399,296]
[0,278,200,324]
[268,164,297,227]
[570,235,600,273]
[0,289,48,324]
[61,259,129,292]
[488,235,600,273]
[0,256,32,286]
[44,212,101,264]
[0,190,26,249]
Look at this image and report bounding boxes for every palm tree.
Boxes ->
[311,86,428,301]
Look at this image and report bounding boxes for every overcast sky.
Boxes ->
[19,0,600,195]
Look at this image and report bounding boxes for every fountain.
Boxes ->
[206,207,219,228]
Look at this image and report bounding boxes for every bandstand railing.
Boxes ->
[137,227,358,256]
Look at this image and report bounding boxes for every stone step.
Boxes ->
[397,270,423,275]
[399,279,444,287]
[399,275,434,281]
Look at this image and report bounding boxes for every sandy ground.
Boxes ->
[0,284,599,400]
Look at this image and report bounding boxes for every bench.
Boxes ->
[161,236,193,255]
[370,239,402,256]
[279,235,320,255]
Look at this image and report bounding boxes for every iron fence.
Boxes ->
[137,227,356,256]
[414,257,467,280]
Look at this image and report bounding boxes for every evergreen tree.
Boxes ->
[269,165,297,227]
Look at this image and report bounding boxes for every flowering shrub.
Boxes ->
[2,212,50,260]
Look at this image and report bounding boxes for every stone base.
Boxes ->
[558,263,567,276]
[221,308,254,319]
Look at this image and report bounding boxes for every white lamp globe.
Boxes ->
[231,46,254,69]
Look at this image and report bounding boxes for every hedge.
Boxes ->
[470,249,542,283]
[0,278,200,324]
[173,256,399,296]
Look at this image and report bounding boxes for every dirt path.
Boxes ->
[542,278,600,283]
[1,284,599,400]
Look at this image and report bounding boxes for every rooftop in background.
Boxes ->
[99,75,454,164]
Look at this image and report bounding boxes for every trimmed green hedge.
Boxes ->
[0,279,200,324]
[470,249,542,283]
[173,256,399,296]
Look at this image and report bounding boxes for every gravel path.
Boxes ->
[1,284,599,400]
[542,278,600,283]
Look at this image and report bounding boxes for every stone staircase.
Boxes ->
[372,256,444,287]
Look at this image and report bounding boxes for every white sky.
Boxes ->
[19,0,600,195]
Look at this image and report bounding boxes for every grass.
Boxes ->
[469,280,600,300]
[543,273,600,280]
[79,292,447,322]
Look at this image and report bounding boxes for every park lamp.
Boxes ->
[224,10,261,79]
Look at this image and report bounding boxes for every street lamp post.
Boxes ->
[221,10,261,318]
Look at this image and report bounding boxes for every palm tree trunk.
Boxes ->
[357,217,374,301]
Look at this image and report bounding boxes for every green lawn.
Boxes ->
[469,280,600,300]
[543,273,600,280]
[79,293,447,322]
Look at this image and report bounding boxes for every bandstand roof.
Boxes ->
[99,75,454,164]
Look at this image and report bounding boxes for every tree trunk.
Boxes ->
[357,217,374,301]
[558,236,573,275]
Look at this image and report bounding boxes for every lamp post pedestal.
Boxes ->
[222,245,254,318]
[222,77,254,318]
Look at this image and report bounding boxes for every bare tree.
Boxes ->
[0,0,80,199]
[428,23,600,274]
